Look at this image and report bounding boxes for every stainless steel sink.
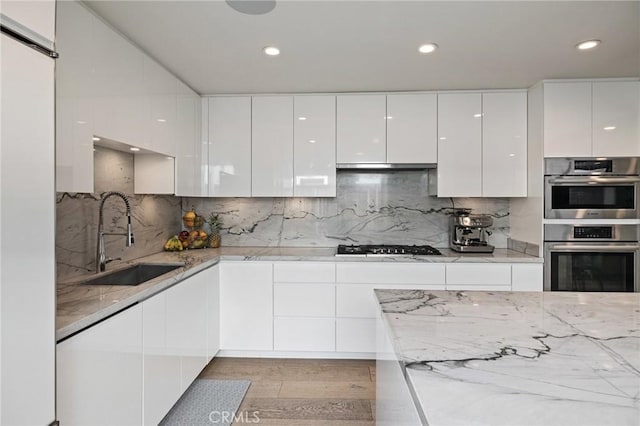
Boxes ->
[81,263,185,286]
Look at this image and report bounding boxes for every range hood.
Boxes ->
[336,163,437,170]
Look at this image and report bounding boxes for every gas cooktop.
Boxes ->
[336,244,442,256]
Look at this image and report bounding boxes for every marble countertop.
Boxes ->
[56,246,540,341]
[375,289,640,426]
[202,246,542,263]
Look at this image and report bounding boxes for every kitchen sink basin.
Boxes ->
[81,263,185,286]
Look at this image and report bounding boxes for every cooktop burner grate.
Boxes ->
[336,244,442,256]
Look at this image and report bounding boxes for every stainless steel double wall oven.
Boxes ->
[544,158,640,292]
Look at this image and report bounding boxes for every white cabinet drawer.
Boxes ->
[274,283,335,317]
[446,264,511,285]
[336,284,380,318]
[336,263,445,284]
[273,262,335,283]
[446,284,511,291]
[336,318,377,353]
[511,264,543,292]
[274,318,335,352]
[337,284,444,318]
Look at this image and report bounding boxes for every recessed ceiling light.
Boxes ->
[130,147,140,152]
[473,113,483,118]
[264,46,280,56]
[308,140,316,144]
[298,116,307,121]
[418,43,438,54]
[76,120,86,125]
[156,118,166,123]
[92,136,101,142]
[226,0,276,15]
[576,39,601,50]
[603,126,616,131]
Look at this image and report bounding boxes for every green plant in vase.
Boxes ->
[206,213,223,248]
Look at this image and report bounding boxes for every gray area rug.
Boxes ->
[160,379,251,426]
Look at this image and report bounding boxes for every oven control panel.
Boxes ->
[573,226,613,239]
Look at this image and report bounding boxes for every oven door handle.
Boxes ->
[547,244,640,252]
[548,176,640,184]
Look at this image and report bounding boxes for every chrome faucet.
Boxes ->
[96,191,134,273]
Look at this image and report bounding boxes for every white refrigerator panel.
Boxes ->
[1,34,56,425]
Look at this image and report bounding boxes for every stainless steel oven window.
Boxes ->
[544,243,639,292]
[544,175,640,219]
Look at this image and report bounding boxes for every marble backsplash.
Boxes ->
[184,171,510,248]
[56,148,181,281]
[57,158,512,280]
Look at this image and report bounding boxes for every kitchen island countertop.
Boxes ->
[375,289,640,426]
[56,246,540,341]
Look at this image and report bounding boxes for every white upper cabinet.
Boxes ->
[134,154,175,194]
[55,0,95,193]
[1,0,56,44]
[543,80,639,158]
[336,95,386,163]
[543,82,592,157]
[252,96,294,197]
[92,16,146,149]
[386,93,437,164]
[55,0,194,193]
[294,95,337,197]
[143,56,177,156]
[592,81,640,157]
[175,80,205,196]
[435,92,527,197]
[482,92,527,197]
[437,93,483,197]
[209,96,252,197]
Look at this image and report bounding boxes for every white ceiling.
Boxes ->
[85,0,640,95]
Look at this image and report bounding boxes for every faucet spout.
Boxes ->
[96,191,134,273]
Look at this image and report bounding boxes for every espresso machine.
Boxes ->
[449,211,495,253]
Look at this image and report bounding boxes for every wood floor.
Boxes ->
[199,357,376,425]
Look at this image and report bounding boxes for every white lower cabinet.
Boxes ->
[335,263,447,354]
[217,260,542,357]
[336,262,446,285]
[142,267,213,425]
[207,264,221,361]
[142,291,182,426]
[57,266,218,426]
[445,264,511,288]
[166,270,209,392]
[511,264,544,292]
[274,318,336,352]
[336,318,377,353]
[271,263,336,353]
[336,284,382,318]
[220,262,274,350]
[274,283,335,317]
[57,305,143,426]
